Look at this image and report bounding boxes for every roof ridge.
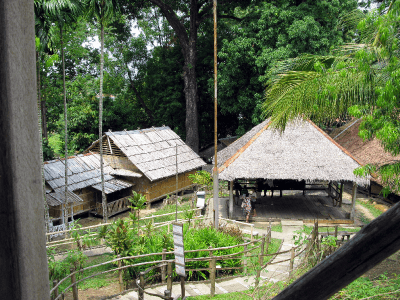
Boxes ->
[307,119,365,167]
[218,120,273,173]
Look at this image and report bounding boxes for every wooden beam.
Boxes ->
[272,201,400,300]
[350,183,357,220]
[229,181,233,218]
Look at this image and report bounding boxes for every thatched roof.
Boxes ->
[44,153,133,194]
[216,118,369,186]
[87,126,206,182]
[331,119,400,167]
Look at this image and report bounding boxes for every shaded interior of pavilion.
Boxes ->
[223,178,358,224]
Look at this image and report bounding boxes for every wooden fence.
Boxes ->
[50,223,324,300]
[46,208,203,249]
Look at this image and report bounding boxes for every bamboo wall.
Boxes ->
[103,155,140,172]
[126,170,196,202]
[48,187,97,219]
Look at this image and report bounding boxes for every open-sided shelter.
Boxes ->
[216,118,369,221]
[44,153,133,222]
[85,126,206,204]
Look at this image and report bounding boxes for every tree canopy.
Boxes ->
[263,0,400,194]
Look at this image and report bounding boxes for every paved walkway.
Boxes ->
[109,198,304,299]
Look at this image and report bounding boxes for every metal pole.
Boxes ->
[213,0,219,229]
[176,144,178,221]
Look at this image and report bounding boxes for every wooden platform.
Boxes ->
[228,193,352,224]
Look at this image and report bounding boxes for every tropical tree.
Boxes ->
[262,1,400,194]
[36,0,83,225]
[86,0,120,223]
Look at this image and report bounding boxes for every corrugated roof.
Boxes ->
[216,118,370,186]
[44,153,129,193]
[92,179,133,194]
[88,127,206,181]
[46,191,83,206]
[109,169,142,178]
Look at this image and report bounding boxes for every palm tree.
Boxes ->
[262,1,400,193]
[36,0,83,226]
[86,0,120,223]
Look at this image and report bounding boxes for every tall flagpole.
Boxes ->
[213,0,219,229]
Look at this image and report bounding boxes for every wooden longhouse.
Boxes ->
[85,126,206,205]
[44,153,133,223]
[216,118,370,223]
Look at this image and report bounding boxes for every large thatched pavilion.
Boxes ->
[217,118,369,223]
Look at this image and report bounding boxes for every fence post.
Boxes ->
[265,228,271,255]
[118,255,123,292]
[334,225,338,238]
[139,273,145,300]
[256,234,266,286]
[243,244,248,274]
[53,280,59,300]
[70,267,79,300]
[315,221,319,252]
[289,247,295,280]
[209,246,216,297]
[162,249,167,284]
[167,262,173,292]
[251,225,254,242]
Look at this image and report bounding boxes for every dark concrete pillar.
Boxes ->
[0,1,50,299]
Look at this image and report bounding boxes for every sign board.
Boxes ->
[173,222,186,276]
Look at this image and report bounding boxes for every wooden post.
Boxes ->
[289,247,295,280]
[243,244,248,273]
[350,183,357,220]
[70,267,79,300]
[256,234,266,286]
[251,225,254,242]
[139,273,145,300]
[167,262,173,292]
[53,280,59,300]
[162,249,167,284]
[118,255,123,292]
[339,182,343,207]
[334,226,338,238]
[209,246,216,297]
[229,181,233,218]
[180,275,186,299]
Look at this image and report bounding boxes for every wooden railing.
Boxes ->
[50,223,322,300]
[46,208,202,250]
[94,196,131,217]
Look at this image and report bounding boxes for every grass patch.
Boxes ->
[357,200,384,219]
[78,254,116,290]
[271,223,282,232]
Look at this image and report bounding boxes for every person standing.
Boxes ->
[242,193,252,223]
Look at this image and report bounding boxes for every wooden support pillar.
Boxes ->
[339,182,343,207]
[229,181,233,219]
[350,183,357,220]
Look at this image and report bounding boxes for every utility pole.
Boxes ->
[213,0,219,229]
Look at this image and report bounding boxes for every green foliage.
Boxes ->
[263,1,400,194]
[218,0,359,135]
[188,171,213,190]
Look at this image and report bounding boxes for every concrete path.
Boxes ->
[108,199,304,299]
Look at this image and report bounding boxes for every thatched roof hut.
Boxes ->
[217,118,369,186]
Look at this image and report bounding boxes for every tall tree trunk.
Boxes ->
[149,0,200,153]
[61,26,69,226]
[182,43,199,153]
[100,20,107,223]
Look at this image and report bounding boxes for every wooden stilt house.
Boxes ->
[85,126,206,204]
[216,118,370,222]
[44,153,133,222]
